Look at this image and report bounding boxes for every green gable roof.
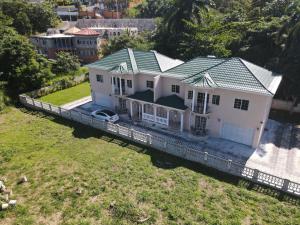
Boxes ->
[88,49,133,73]
[87,49,282,96]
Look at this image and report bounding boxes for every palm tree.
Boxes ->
[164,0,213,33]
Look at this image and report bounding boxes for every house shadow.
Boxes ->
[18,105,300,204]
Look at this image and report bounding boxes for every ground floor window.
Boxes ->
[195,116,207,130]
[144,104,154,115]
[156,107,167,118]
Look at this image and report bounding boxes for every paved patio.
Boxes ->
[68,99,300,183]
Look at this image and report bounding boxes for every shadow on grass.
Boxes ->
[18,106,300,204]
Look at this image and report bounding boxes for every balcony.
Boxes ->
[191,103,210,115]
[113,88,128,96]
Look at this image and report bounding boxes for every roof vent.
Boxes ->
[207,55,216,58]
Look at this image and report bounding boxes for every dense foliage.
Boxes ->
[52,52,80,74]
[0,0,60,35]
[102,32,154,56]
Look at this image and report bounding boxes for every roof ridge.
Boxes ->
[151,50,163,73]
[180,58,230,82]
[238,58,273,95]
[127,48,139,74]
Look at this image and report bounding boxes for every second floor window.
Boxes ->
[96,74,103,83]
[234,99,249,111]
[188,91,193,99]
[212,95,220,105]
[146,80,153,88]
[171,85,180,93]
[127,80,132,88]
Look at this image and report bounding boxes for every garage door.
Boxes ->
[95,93,113,109]
[221,123,254,146]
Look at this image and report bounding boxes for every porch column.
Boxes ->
[166,109,170,126]
[141,103,144,120]
[203,91,208,114]
[180,112,184,132]
[111,76,114,94]
[130,101,133,118]
[153,105,157,123]
[119,76,123,96]
[192,89,196,112]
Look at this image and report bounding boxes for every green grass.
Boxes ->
[0,107,300,225]
[38,82,91,106]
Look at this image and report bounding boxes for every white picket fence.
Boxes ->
[19,94,300,197]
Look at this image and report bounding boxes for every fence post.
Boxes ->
[58,107,62,116]
[227,159,232,169]
[282,179,290,192]
[204,152,208,161]
[41,101,44,109]
[147,134,151,145]
[130,129,134,139]
[252,169,259,181]
[49,103,52,111]
[32,98,35,106]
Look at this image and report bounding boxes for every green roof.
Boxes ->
[127,90,187,110]
[88,48,183,74]
[127,90,154,103]
[88,49,282,96]
[156,95,187,110]
[182,58,281,95]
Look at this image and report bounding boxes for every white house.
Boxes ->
[87,48,282,148]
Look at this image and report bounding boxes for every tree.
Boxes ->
[101,32,154,56]
[52,52,80,74]
[0,0,60,35]
[0,15,54,94]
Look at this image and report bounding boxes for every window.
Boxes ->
[127,80,132,88]
[96,74,103,83]
[171,85,180,93]
[234,99,249,111]
[188,91,193,100]
[212,95,220,105]
[241,100,249,110]
[146,80,153,88]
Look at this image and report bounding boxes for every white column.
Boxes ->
[166,109,169,126]
[203,91,208,114]
[111,76,114,94]
[119,77,123,96]
[192,89,196,112]
[180,112,184,132]
[130,101,133,118]
[141,103,144,120]
[153,105,157,123]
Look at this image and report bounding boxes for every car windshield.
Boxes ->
[101,110,115,117]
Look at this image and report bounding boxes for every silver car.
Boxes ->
[91,109,119,123]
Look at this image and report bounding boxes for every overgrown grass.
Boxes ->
[38,82,91,106]
[0,107,300,224]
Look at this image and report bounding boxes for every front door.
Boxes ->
[195,116,206,131]
[116,78,126,94]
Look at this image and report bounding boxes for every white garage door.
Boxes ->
[221,123,254,146]
[95,93,113,109]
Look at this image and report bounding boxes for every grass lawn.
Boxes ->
[38,82,91,106]
[0,107,300,225]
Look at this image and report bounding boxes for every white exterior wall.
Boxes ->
[89,66,273,148]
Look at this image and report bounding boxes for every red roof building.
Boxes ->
[74,28,100,36]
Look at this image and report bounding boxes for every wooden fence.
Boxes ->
[19,94,300,197]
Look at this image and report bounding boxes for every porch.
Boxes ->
[125,90,187,132]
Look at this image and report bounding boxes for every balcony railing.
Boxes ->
[113,88,128,96]
[191,103,210,114]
